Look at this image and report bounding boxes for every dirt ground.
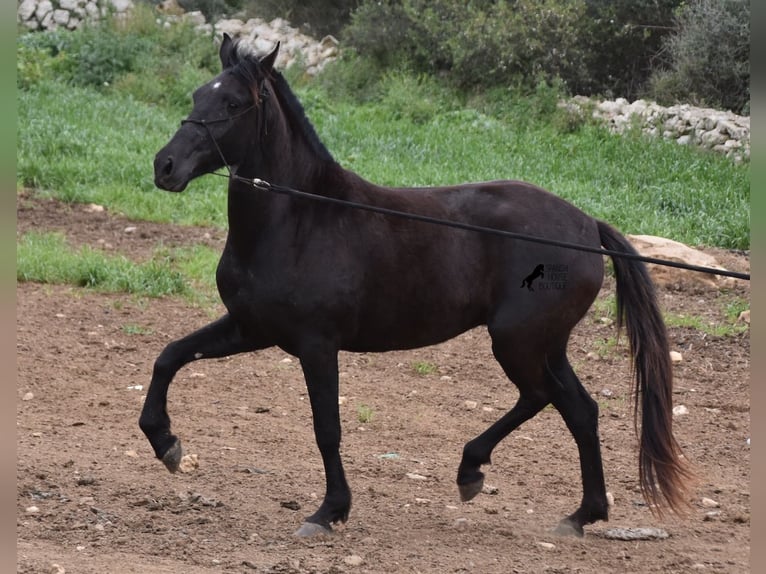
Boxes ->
[17,194,750,573]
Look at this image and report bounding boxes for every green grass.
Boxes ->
[413,361,438,376]
[16,231,222,300]
[18,80,228,227]
[15,17,750,307]
[18,72,750,249]
[357,404,375,424]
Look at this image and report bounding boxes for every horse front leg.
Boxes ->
[139,314,262,472]
[294,344,351,537]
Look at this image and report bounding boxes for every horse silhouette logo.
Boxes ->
[521,264,545,291]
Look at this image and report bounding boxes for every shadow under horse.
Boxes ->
[140,35,691,538]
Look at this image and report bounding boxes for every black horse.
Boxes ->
[141,35,690,537]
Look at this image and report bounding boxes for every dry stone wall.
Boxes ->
[563,96,749,163]
[17,0,749,160]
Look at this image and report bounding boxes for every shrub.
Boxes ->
[345,0,589,93]
[646,0,750,114]
[577,0,682,99]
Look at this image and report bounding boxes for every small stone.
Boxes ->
[414,497,431,505]
[602,527,669,540]
[280,357,293,364]
[670,351,683,363]
[26,505,40,514]
[606,492,615,506]
[538,542,556,550]
[124,450,138,458]
[338,396,347,405]
[22,392,34,401]
[464,400,478,410]
[600,389,613,398]
[50,564,66,574]
[453,517,469,529]
[343,555,363,566]
[738,310,750,324]
[673,405,689,417]
[701,497,720,508]
[124,226,137,233]
[406,472,428,481]
[85,203,104,213]
[178,453,199,473]
[482,485,499,495]
[586,352,600,361]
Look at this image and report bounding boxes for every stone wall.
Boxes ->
[18,0,133,31]
[17,0,749,160]
[563,96,750,163]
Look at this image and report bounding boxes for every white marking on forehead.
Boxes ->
[212,81,221,89]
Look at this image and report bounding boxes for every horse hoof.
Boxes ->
[295,522,333,537]
[458,478,484,502]
[161,440,183,474]
[553,519,584,538]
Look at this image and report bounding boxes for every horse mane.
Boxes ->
[230,40,335,164]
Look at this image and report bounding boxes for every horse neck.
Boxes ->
[226,122,339,243]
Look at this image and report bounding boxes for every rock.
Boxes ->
[602,527,669,540]
[17,0,37,21]
[178,453,199,473]
[670,351,683,363]
[26,505,40,514]
[672,405,689,417]
[538,542,556,550]
[737,309,750,324]
[343,555,363,566]
[22,392,34,401]
[50,565,66,574]
[701,497,720,508]
[453,517,469,529]
[406,472,428,481]
[464,400,478,410]
[627,235,729,291]
[606,492,615,506]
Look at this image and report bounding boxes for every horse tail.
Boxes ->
[597,220,692,516]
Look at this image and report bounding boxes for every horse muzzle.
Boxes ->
[153,150,190,192]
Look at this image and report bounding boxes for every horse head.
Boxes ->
[153,34,279,192]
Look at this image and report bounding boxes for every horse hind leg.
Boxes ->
[545,354,609,537]
[456,335,551,502]
[457,393,548,501]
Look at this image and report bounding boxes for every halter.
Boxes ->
[180,84,270,177]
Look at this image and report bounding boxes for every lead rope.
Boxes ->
[193,120,750,281]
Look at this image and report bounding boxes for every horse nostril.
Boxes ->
[162,156,174,176]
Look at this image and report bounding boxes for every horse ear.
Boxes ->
[219,33,237,69]
[260,42,280,73]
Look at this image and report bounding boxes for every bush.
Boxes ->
[577,0,682,99]
[17,3,219,110]
[345,0,589,93]
[646,0,750,114]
